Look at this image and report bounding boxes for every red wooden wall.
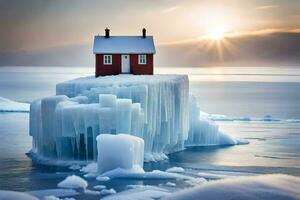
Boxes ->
[95,54,121,77]
[130,54,153,75]
[95,54,153,77]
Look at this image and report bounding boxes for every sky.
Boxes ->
[0,0,299,54]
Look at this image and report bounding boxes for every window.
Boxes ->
[138,54,147,65]
[103,55,112,65]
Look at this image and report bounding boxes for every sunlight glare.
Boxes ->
[209,28,225,40]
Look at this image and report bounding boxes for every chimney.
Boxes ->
[142,28,146,38]
[105,28,110,38]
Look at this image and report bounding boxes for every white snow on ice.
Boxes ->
[164,174,300,200]
[99,174,300,200]
[0,96,29,112]
[102,185,169,200]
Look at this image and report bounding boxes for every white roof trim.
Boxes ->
[93,36,156,54]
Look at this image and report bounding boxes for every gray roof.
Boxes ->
[93,36,156,54]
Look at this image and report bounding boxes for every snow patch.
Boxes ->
[164,174,300,200]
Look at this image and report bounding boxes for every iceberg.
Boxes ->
[0,96,29,112]
[29,74,245,164]
[30,75,189,162]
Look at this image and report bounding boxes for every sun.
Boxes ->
[209,28,225,40]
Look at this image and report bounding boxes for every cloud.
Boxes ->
[256,5,280,10]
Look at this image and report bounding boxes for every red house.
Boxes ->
[93,28,156,77]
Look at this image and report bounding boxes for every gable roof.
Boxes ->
[93,36,156,54]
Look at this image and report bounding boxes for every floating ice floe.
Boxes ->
[166,167,185,173]
[99,188,117,196]
[96,176,110,181]
[57,175,88,189]
[80,163,97,173]
[84,189,101,195]
[28,189,78,199]
[0,96,29,112]
[29,74,247,164]
[165,182,176,187]
[93,185,107,190]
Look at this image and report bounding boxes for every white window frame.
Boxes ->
[103,55,112,65]
[138,54,147,65]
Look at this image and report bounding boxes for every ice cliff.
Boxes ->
[29,75,244,163]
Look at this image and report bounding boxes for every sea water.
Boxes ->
[0,66,299,199]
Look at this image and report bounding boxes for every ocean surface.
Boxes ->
[0,66,299,199]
